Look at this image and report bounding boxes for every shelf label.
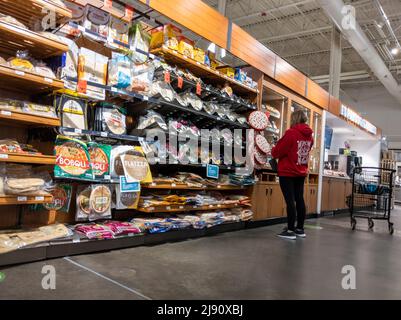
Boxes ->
[100,132,108,137]
[150,182,156,187]
[206,164,219,179]
[196,82,202,95]
[164,71,171,83]
[74,128,82,134]
[149,53,155,60]
[149,207,155,211]
[0,154,8,159]
[17,196,27,202]
[77,25,85,32]
[1,110,11,116]
[73,238,81,243]
[77,79,87,94]
[179,206,184,209]
[217,185,222,188]
[44,77,53,83]
[166,206,171,210]
[171,183,177,187]
[104,175,111,181]
[128,233,134,237]
[35,196,45,201]
[177,76,183,89]
[125,5,134,20]
[119,176,140,193]
[143,96,149,101]
[15,70,25,76]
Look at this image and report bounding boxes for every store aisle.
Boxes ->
[2,210,401,300]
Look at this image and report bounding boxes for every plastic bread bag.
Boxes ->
[22,102,57,118]
[0,14,27,29]
[99,103,127,135]
[55,94,88,135]
[102,221,142,236]
[129,23,151,64]
[75,223,114,240]
[0,99,23,111]
[149,80,175,102]
[3,171,50,196]
[34,62,56,78]
[136,110,167,130]
[108,52,131,89]
[8,50,34,71]
[89,184,112,221]
[130,62,155,94]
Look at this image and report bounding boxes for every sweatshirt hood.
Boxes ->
[292,123,313,137]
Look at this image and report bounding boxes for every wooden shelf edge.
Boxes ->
[0,195,53,205]
[38,0,73,19]
[0,64,64,90]
[0,21,69,56]
[0,153,56,165]
[0,110,60,127]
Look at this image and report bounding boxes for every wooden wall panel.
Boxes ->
[307,79,329,110]
[328,95,341,116]
[149,0,228,49]
[230,23,275,78]
[275,56,307,96]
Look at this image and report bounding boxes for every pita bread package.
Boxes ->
[76,184,112,221]
[54,135,93,180]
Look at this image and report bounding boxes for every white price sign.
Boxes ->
[35,196,45,201]
[0,154,9,159]
[17,196,27,202]
[44,77,53,83]
[15,70,25,76]
[1,110,11,116]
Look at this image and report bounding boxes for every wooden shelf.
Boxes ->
[0,195,53,205]
[0,0,72,26]
[143,183,247,191]
[136,203,245,213]
[0,64,64,93]
[151,46,258,96]
[0,153,56,165]
[0,110,60,127]
[0,20,68,58]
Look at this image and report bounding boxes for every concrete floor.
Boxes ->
[1,208,401,300]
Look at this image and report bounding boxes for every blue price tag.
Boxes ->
[206,164,219,179]
[119,176,141,193]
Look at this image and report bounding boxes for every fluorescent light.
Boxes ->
[391,47,399,55]
[207,43,216,53]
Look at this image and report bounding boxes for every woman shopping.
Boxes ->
[271,110,314,240]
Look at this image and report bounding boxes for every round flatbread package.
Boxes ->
[111,145,150,182]
[88,142,111,180]
[255,134,271,154]
[76,185,91,221]
[248,111,269,130]
[89,184,112,221]
[115,187,140,210]
[254,149,268,165]
[43,184,72,213]
[54,135,93,180]
[101,104,127,135]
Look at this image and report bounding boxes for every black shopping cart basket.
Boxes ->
[349,167,396,234]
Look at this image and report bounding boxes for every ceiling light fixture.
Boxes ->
[391,47,400,55]
[207,43,216,53]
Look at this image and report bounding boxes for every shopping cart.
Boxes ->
[348,167,396,234]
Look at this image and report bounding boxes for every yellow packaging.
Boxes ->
[193,48,205,64]
[210,60,219,70]
[150,24,181,50]
[178,40,194,58]
[217,66,235,78]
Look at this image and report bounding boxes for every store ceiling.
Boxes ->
[202,0,401,88]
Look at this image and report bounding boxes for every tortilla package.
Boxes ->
[54,135,93,180]
[88,142,111,180]
[89,184,112,221]
[115,187,140,210]
[76,185,91,221]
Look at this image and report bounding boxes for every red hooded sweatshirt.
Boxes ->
[271,123,314,177]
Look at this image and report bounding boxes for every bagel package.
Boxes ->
[54,135,93,180]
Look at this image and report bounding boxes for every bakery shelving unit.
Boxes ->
[0,0,68,230]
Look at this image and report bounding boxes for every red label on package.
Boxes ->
[125,5,134,20]
[196,82,202,95]
[177,76,183,89]
[77,80,87,94]
[164,71,171,83]
[104,0,113,9]
[265,111,271,119]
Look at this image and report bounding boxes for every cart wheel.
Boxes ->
[351,218,357,230]
[389,223,394,235]
[368,219,374,230]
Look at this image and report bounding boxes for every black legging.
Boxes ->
[279,176,306,231]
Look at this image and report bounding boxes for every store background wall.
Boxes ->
[340,85,401,148]
[348,139,381,167]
